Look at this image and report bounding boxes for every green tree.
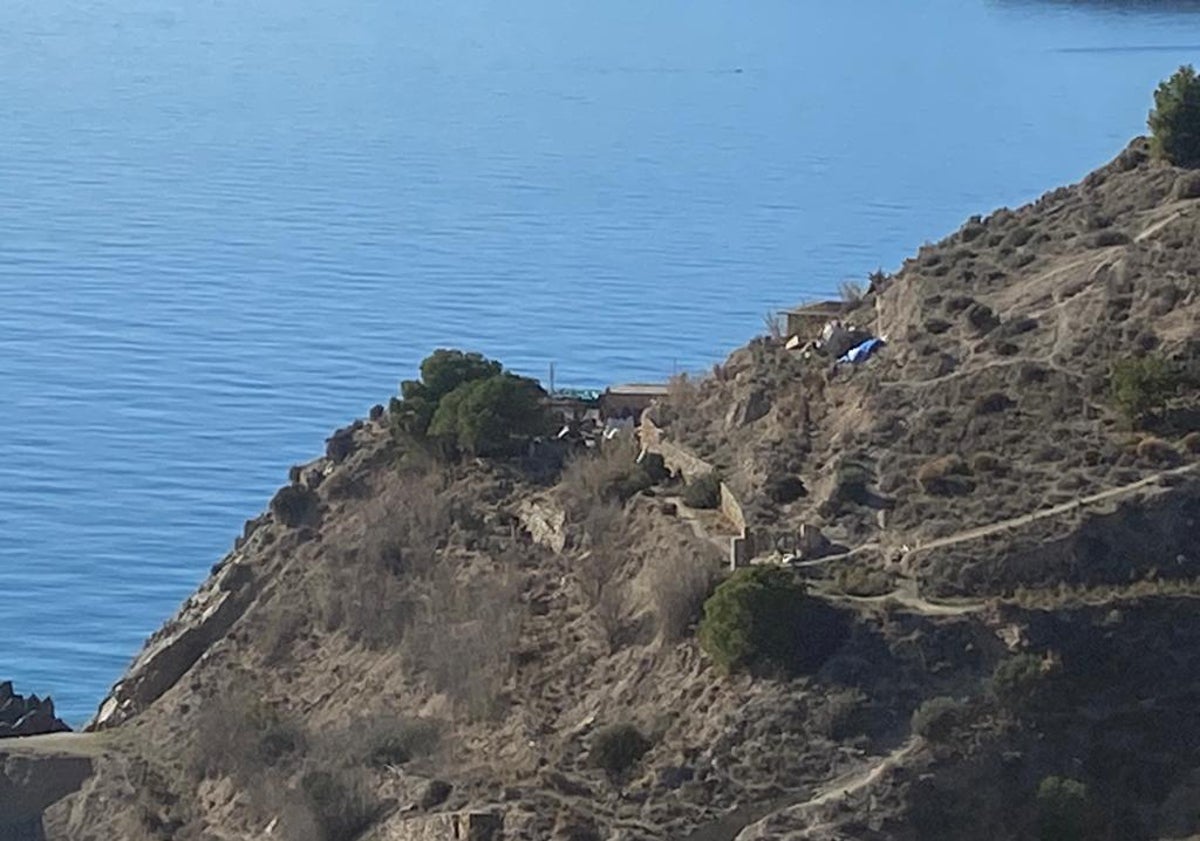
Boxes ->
[1110,355,1178,427]
[698,566,845,675]
[1149,65,1200,167]
[418,349,502,402]
[397,349,504,437]
[428,373,549,456]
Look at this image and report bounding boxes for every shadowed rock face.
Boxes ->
[0,751,93,822]
[0,683,70,740]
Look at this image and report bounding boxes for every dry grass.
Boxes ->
[405,563,524,720]
[559,436,651,514]
[646,539,718,643]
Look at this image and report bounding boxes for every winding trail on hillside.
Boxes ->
[732,740,917,840]
[778,464,1197,618]
[903,462,1198,562]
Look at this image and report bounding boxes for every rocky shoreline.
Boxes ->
[0,681,70,738]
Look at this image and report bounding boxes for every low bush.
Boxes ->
[1087,229,1131,248]
[681,473,721,509]
[365,718,441,768]
[648,540,717,642]
[1110,355,1180,427]
[916,455,973,496]
[559,438,655,512]
[699,566,846,675]
[911,696,967,743]
[833,565,892,597]
[1136,435,1180,465]
[591,723,651,781]
[970,452,1004,474]
[990,653,1047,713]
[1036,776,1095,841]
[973,391,1014,415]
[765,474,807,505]
[301,768,382,841]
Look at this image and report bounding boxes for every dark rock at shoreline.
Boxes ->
[0,681,71,738]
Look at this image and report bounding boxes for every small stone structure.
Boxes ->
[784,301,850,341]
[599,384,669,421]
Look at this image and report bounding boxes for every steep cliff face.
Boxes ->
[45,140,1200,841]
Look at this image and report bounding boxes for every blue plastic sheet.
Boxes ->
[838,337,884,364]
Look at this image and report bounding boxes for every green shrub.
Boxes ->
[1148,65,1200,168]
[990,653,1045,712]
[590,723,651,780]
[911,696,967,743]
[681,473,721,509]
[1110,355,1180,427]
[638,451,670,484]
[1036,776,1094,841]
[699,566,846,675]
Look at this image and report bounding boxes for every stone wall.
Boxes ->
[640,416,751,568]
[370,810,503,841]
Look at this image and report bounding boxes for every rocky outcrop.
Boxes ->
[0,749,93,824]
[87,549,263,731]
[0,683,69,739]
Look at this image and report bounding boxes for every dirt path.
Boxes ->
[733,740,917,840]
[665,495,737,555]
[830,582,985,617]
[0,730,113,758]
[905,462,1197,562]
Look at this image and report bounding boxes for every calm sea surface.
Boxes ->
[2,0,1199,723]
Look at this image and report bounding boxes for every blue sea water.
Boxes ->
[1,0,1198,724]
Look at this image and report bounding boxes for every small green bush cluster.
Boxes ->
[390,349,551,457]
[990,653,1046,712]
[682,472,721,509]
[1110,355,1180,427]
[590,723,651,780]
[699,566,846,675]
[1148,65,1200,168]
[1037,776,1095,841]
[911,696,967,743]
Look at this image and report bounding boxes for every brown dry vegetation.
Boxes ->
[44,139,1200,841]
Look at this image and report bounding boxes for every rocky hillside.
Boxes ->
[38,138,1200,841]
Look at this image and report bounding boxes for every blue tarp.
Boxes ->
[838,337,884,364]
